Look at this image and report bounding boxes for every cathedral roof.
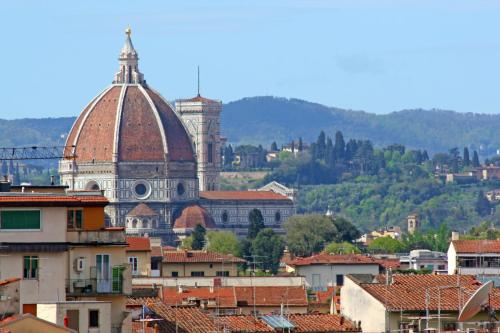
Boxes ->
[173,204,216,230]
[127,203,158,217]
[64,29,195,166]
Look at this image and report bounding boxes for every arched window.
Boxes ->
[222,211,229,223]
[177,182,185,196]
[132,219,138,229]
[275,211,281,222]
[143,219,149,229]
[85,181,100,191]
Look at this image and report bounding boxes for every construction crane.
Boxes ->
[0,145,76,161]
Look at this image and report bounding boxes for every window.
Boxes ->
[275,211,281,222]
[208,143,214,163]
[1,210,40,230]
[89,309,99,328]
[128,257,138,275]
[216,271,229,277]
[177,183,185,196]
[438,265,446,270]
[221,211,228,223]
[23,256,38,279]
[336,274,344,286]
[191,271,205,277]
[135,183,147,196]
[67,209,83,230]
[171,271,179,277]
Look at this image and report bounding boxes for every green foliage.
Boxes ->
[367,237,405,254]
[248,209,265,240]
[466,221,500,240]
[475,191,492,217]
[284,214,338,257]
[191,224,206,250]
[251,228,285,274]
[332,217,361,242]
[323,242,360,254]
[181,236,193,250]
[206,231,239,254]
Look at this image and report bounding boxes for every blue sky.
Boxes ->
[2,0,500,118]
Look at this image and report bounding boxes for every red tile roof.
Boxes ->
[375,258,401,270]
[235,286,308,307]
[127,237,151,252]
[0,194,108,207]
[0,278,20,287]
[291,254,380,266]
[288,313,359,332]
[217,315,274,332]
[199,191,291,201]
[127,203,158,217]
[173,205,216,230]
[179,95,220,104]
[354,274,483,311]
[163,287,237,308]
[451,240,500,253]
[146,302,222,333]
[162,251,245,264]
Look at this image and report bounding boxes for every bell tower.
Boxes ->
[175,69,221,191]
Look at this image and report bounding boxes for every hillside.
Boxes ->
[1,97,499,156]
[222,97,500,156]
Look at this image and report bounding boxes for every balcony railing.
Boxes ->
[67,229,125,244]
[66,277,124,296]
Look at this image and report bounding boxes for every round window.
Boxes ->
[135,183,147,196]
[222,211,229,223]
[132,180,151,199]
[177,182,185,196]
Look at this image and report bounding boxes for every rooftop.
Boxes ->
[234,286,308,307]
[199,191,291,201]
[126,237,151,252]
[0,192,108,207]
[451,239,500,254]
[162,250,245,264]
[350,274,485,311]
[163,286,237,308]
[291,253,380,266]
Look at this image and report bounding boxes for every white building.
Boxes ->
[341,274,493,333]
[289,254,380,290]
[448,239,500,275]
[399,249,447,273]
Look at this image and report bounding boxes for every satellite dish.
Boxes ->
[458,280,493,322]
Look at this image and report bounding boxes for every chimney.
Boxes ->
[209,286,214,293]
[177,285,183,293]
[0,177,11,192]
[451,231,459,241]
[153,323,159,333]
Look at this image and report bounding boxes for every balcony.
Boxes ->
[66,277,124,296]
[67,229,126,244]
[66,265,131,296]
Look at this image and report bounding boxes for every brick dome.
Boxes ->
[64,29,195,165]
[173,205,216,230]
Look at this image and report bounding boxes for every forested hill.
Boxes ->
[1,96,499,156]
[222,97,500,156]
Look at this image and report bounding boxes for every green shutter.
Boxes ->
[75,210,82,229]
[1,211,40,229]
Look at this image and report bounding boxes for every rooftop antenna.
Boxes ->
[197,65,200,97]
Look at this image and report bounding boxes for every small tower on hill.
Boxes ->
[407,213,419,234]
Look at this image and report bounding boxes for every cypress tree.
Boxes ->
[298,137,303,152]
[334,131,346,160]
[316,131,326,160]
[270,142,278,151]
[472,150,480,167]
[463,147,470,167]
[191,224,206,250]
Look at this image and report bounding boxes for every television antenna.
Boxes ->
[458,281,497,333]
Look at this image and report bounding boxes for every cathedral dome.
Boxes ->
[64,29,195,165]
[173,204,216,231]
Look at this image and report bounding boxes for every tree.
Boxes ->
[298,137,303,152]
[248,209,265,239]
[334,131,345,161]
[191,224,206,250]
[284,214,338,257]
[323,242,360,254]
[206,231,239,254]
[181,236,193,249]
[367,237,405,254]
[251,228,285,274]
[463,147,470,167]
[270,142,278,151]
[316,131,326,160]
[475,190,491,217]
[325,137,334,167]
[422,150,429,162]
[472,150,480,167]
[332,217,361,242]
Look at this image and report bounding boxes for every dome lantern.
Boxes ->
[113,27,144,84]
